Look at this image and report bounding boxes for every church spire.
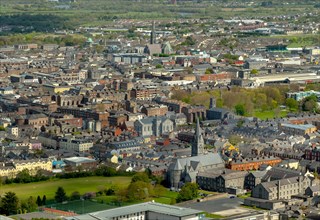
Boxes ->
[192,117,205,157]
[150,21,156,44]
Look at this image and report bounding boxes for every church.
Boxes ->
[167,118,225,188]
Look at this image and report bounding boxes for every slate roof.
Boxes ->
[260,176,303,192]
[69,202,202,220]
[169,153,224,171]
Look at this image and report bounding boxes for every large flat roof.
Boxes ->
[66,202,202,220]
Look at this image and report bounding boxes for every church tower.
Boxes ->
[150,21,156,44]
[191,118,205,156]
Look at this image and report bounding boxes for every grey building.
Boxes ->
[252,176,312,200]
[245,170,267,190]
[168,152,225,188]
[134,116,174,137]
[206,97,234,120]
[197,170,247,192]
[112,53,146,64]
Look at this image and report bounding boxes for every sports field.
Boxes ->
[0,176,131,200]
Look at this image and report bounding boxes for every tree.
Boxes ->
[250,69,259,75]
[302,95,318,112]
[176,183,198,202]
[1,191,19,215]
[36,195,42,206]
[26,196,37,212]
[154,185,166,198]
[155,64,163,69]
[16,169,32,183]
[131,172,149,183]
[205,68,213,74]
[127,181,153,201]
[55,186,68,203]
[285,98,298,110]
[70,191,81,201]
[42,195,47,205]
[105,184,119,196]
[235,104,246,116]
[182,36,196,46]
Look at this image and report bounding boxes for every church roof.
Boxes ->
[169,153,224,171]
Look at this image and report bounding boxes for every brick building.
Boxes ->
[181,105,206,123]
[305,146,320,161]
[58,107,109,128]
[227,156,282,171]
[130,88,160,100]
[141,105,168,117]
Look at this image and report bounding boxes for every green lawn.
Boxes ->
[0,176,132,201]
[96,189,178,205]
[237,192,251,199]
[203,212,225,219]
[253,110,287,120]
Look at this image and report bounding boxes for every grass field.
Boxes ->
[96,189,179,205]
[0,176,132,201]
[253,109,288,120]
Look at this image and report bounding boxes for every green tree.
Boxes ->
[105,184,119,196]
[205,68,213,74]
[235,104,246,116]
[155,64,163,69]
[176,183,198,202]
[36,195,42,206]
[27,196,37,211]
[127,181,153,201]
[153,184,166,198]
[1,191,19,215]
[285,98,299,110]
[131,172,150,183]
[42,195,47,205]
[16,169,32,183]
[250,69,259,75]
[55,186,68,203]
[302,95,318,112]
[70,191,81,201]
[182,36,196,46]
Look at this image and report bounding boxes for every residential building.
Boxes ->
[59,137,94,152]
[197,170,247,192]
[141,105,168,117]
[252,176,312,200]
[0,159,52,178]
[245,170,267,190]
[278,123,317,135]
[227,156,282,171]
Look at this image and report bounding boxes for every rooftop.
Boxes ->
[66,201,202,220]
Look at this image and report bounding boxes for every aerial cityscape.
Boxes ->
[0,0,320,219]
